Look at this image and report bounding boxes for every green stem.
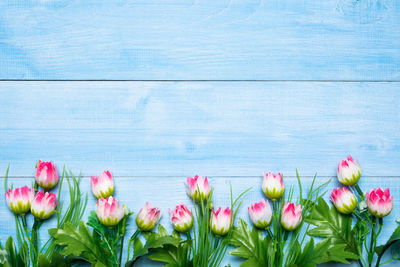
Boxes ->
[32,219,40,267]
[127,229,141,261]
[368,217,376,267]
[118,217,128,267]
[354,184,364,200]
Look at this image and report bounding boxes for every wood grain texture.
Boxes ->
[0,81,399,177]
[1,176,399,266]
[0,0,399,80]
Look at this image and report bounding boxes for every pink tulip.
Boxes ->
[136,202,161,231]
[210,207,231,236]
[187,175,211,201]
[5,186,35,215]
[281,202,302,231]
[337,155,361,186]
[248,199,273,229]
[170,204,193,232]
[331,187,358,214]
[95,196,126,227]
[31,191,57,220]
[91,170,114,199]
[366,188,393,218]
[262,172,285,200]
[35,160,59,190]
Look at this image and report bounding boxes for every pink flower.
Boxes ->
[262,172,284,200]
[366,188,393,218]
[210,207,231,236]
[5,186,35,215]
[91,170,114,199]
[248,199,273,229]
[337,155,361,186]
[331,187,357,214]
[35,160,59,190]
[95,196,126,227]
[136,202,161,231]
[170,204,193,232]
[31,191,57,220]
[281,202,302,231]
[187,175,211,201]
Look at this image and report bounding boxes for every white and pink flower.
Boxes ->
[366,188,393,218]
[91,170,114,199]
[31,190,57,220]
[187,175,211,201]
[248,199,273,229]
[5,186,35,215]
[95,196,126,227]
[136,202,161,231]
[170,204,193,232]
[281,202,302,231]
[262,172,285,200]
[331,187,357,214]
[337,155,361,186]
[210,207,231,236]
[35,160,59,190]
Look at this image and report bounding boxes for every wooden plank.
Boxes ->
[0,0,399,80]
[1,176,399,266]
[0,81,399,177]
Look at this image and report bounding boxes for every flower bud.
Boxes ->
[330,187,357,214]
[337,155,361,186]
[170,204,193,232]
[262,172,284,200]
[210,207,231,236]
[136,202,161,231]
[31,191,57,220]
[35,160,59,190]
[187,175,211,201]
[95,196,125,227]
[366,188,393,218]
[281,202,302,231]
[5,186,34,215]
[248,199,273,229]
[91,170,114,199]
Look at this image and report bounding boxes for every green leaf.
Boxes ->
[49,221,110,266]
[229,219,273,266]
[305,197,359,263]
[375,225,400,256]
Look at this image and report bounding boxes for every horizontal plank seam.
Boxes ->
[0,80,400,83]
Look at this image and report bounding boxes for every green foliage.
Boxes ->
[375,225,400,266]
[305,197,360,264]
[0,237,29,267]
[49,221,111,267]
[126,225,183,267]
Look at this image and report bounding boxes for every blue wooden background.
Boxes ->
[0,0,399,266]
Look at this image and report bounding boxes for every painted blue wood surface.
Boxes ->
[0,0,399,80]
[0,81,399,177]
[1,175,399,266]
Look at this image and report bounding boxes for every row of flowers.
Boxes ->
[2,156,399,267]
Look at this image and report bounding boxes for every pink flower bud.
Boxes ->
[95,196,126,227]
[366,188,393,218]
[248,199,273,229]
[187,175,211,201]
[331,187,357,214]
[262,172,284,200]
[337,155,361,186]
[91,171,114,199]
[5,186,35,215]
[35,160,59,190]
[170,204,193,232]
[210,207,231,236]
[281,202,302,231]
[31,191,57,220]
[136,202,161,231]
